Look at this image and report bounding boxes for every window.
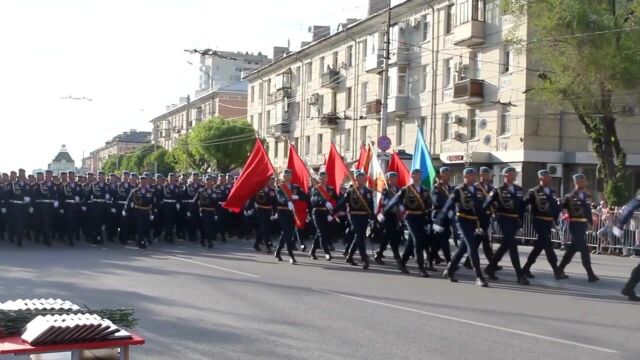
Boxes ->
[444,59,453,88]
[274,140,279,158]
[345,129,351,151]
[257,113,263,131]
[306,102,312,118]
[250,85,255,103]
[397,65,408,95]
[346,45,353,67]
[258,82,264,100]
[294,66,301,87]
[421,15,431,42]
[304,136,311,155]
[446,5,454,33]
[420,116,428,130]
[346,87,352,110]
[396,121,405,146]
[468,109,479,139]
[319,56,325,76]
[317,95,324,116]
[250,115,254,128]
[330,91,337,113]
[472,0,485,21]
[360,82,368,105]
[421,65,429,92]
[360,125,368,144]
[332,51,338,69]
[443,113,453,140]
[502,46,512,74]
[359,39,367,61]
[265,79,271,95]
[266,110,271,128]
[317,134,323,154]
[305,62,312,82]
[293,137,299,151]
[458,0,470,24]
[500,105,511,135]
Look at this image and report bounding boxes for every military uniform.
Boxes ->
[33,176,59,247]
[115,180,133,244]
[195,182,222,248]
[160,178,181,243]
[251,183,276,252]
[335,179,374,269]
[124,183,155,249]
[309,183,338,260]
[8,177,32,246]
[183,179,202,242]
[615,197,640,300]
[215,181,231,242]
[59,175,83,246]
[431,179,454,266]
[468,179,496,267]
[375,184,402,263]
[274,181,306,264]
[88,178,112,244]
[106,177,121,242]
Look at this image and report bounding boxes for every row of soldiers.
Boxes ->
[0,168,243,249]
[253,166,600,290]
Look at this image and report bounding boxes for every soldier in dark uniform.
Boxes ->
[60,170,82,246]
[436,168,489,287]
[184,172,202,242]
[195,175,222,248]
[9,169,32,247]
[33,170,59,247]
[251,176,276,252]
[464,167,497,269]
[274,169,307,264]
[152,174,166,243]
[335,171,374,270]
[309,171,338,261]
[522,170,567,280]
[89,171,112,244]
[106,173,120,242]
[613,196,640,300]
[160,173,181,243]
[176,172,189,239]
[216,174,230,242]
[374,172,402,264]
[430,167,454,267]
[557,174,599,282]
[0,173,9,240]
[483,167,529,285]
[78,174,91,241]
[115,171,133,244]
[123,174,155,249]
[383,169,433,277]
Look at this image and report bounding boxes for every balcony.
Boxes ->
[387,96,408,115]
[364,53,384,73]
[453,20,485,47]
[453,79,485,104]
[365,100,382,118]
[321,68,341,88]
[320,113,340,128]
[266,123,290,137]
[266,87,291,104]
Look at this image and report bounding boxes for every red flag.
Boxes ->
[287,145,310,229]
[388,151,410,188]
[354,144,369,171]
[325,143,349,190]
[224,139,274,213]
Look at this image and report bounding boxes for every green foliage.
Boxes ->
[188,117,255,173]
[604,177,630,206]
[101,155,121,174]
[143,149,175,175]
[167,133,208,173]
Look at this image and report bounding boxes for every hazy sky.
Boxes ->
[0,0,366,172]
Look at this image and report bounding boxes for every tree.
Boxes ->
[101,155,121,174]
[189,117,255,173]
[168,133,209,173]
[504,0,640,205]
[118,144,155,173]
[143,149,176,175]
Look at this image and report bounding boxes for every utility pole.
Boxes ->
[380,1,392,169]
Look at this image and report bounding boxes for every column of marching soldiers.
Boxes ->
[0,165,614,291]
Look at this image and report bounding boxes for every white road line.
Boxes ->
[168,255,260,278]
[316,289,618,354]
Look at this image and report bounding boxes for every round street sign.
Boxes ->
[377,135,392,152]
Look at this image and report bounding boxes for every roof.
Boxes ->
[52,150,74,163]
[110,131,151,144]
[217,81,248,92]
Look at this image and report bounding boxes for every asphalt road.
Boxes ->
[0,237,638,360]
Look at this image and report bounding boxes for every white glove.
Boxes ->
[377,213,385,223]
[150,215,154,221]
[327,215,334,222]
[122,211,127,217]
[433,224,445,233]
[613,226,624,238]
[81,206,87,212]
[399,205,405,213]
[325,202,333,210]
[292,195,299,200]
[176,203,181,211]
[24,196,31,203]
[75,196,80,202]
[244,210,249,216]
[187,211,191,218]
[106,194,111,200]
[53,201,59,208]
[214,216,218,221]
[270,215,277,221]
[287,201,294,210]
[59,209,64,214]
[110,208,116,214]
[28,207,34,214]
[368,220,374,227]
[1,208,5,214]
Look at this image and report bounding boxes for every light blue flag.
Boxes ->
[411,130,437,189]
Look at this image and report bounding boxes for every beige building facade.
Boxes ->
[82,130,151,174]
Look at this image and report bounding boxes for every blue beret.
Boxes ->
[538,170,550,177]
[480,167,491,174]
[97,170,105,176]
[283,169,293,176]
[122,171,130,175]
[463,168,475,175]
[318,171,327,176]
[130,173,138,178]
[355,170,366,177]
[439,167,450,174]
[573,173,585,181]
[386,172,397,179]
[411,168,422,175]
[191,172,200,177]
[35,171,44,175]
[502,167,517,175]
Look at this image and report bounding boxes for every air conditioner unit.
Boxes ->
[308,93,320,105]
[453,115,465,126]
[409,16,421,28]
[546,163,563,177]
[454,131,466,142]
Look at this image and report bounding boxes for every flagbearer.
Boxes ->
[123,174,155,249]
[335,171,374,270]
[309,171,338,261]
[251,176,277,252]
[382,169,433,277]
[275,169,307,264]
[195,175,221,249]
[613,196,640,301]
[375,172,402,264]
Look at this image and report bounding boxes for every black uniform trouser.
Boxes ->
[63,202,79,243]
[200,210,218,245]
[449,219,484,279]
[559,222,596,277]
[464,221,494,265]
[152,207,164,239]
[490,217,524,277]
[275,210,296,259]
[343,224,355,253]
[36,202,54,245]
[623,262,640,293]
[133,208,151,246]
[185,202,200,242]
[431,215,452,263]
[378,215,401,259]
[311,209,332,255]
[118,204,133,243]
[0,210,6,240]
[402,215,429,270]
[9,203,27,243]
[256,208,272,248]
[106,205,119,241]
[525,219,559,272]
[347,215,369,262]
[90,202,109,243]
[162,202,178,241]
[177,204,187,237]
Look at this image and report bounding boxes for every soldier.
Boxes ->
[9,169,32,246]
[335,171,374,270]
[216,174,230,242]
[483,167,529,285]
[435,168,489,287]
[0,173,9,240]
[88,171,112,244]
[522,170,567,280]
[251,176,276,252]
[557,174,599,283]
[464,167,497,269]
[159,173,181,243]
[176,172,190,239]
[184,172,202,242]
[123,174,155,249]
[195,174,222,248]
[115,171,133,244]
[308,171,338,261]
[33,169,59,247]
[152,174,166,243]
[374,172,402,264]
[430,167,454,268]
[78,174,91,241]
[613,196,640,300]
[106,173,120,242]
[59,170,82,246]
[274,169,306,264]
[382,169,433,277]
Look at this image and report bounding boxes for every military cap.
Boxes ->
[480,167,491,174]
[411,168,422,175]
[318,170,327,177]
[35,171,44,175]
[109,173,117,177]
[143,172,152,178]
[168,173,176,178]
[269,175,276,180]
[355,170,366,177]
[130,173,139,178]
[97,170,105,176]
[10,171,16,175]
[68,170,75,175]
[2,173,8,177]
[205,175,215,181]
[60,171,67,176]
[573,173,585,181]
[140,174,149,180]
[463,167,476,175]
[283,169,293,176]
[386,172,397,179]
[45,169,53,174]
[18,169,25,173]
[210,173,219,178]
[78,174,86,179]
[87,172,95,177]
[156,174,164,179]
[191,172,200,177]
[122,170,130,175]
[502,167,517,175]
[226,173,234,177]
[181,172,189,177]
[538,169,550,177]
[439,167,451,174]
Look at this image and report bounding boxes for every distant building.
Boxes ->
[195,51,271,96]
[48,145,76,175]
[82,130,151,174]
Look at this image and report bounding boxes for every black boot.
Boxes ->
[309,252,318,260]
[621,286,640,301]
[484,264,498,280]
[346,257,358,266]
[476,278,489,287]
[398,261,410,274]
[275,252,283,262]
[517,276,530,285]
[522,264,535,279]
[418,268,430,278]
[374,252,384,265]
[208,240,214,249]
[443,269,458,282]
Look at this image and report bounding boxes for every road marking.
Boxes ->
[168,255,260,278]
[316,289,618,354]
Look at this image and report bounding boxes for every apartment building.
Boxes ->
[245,0,640,195]
[150,82,247,150]
[82,130,151,174]
[195,51,271,96]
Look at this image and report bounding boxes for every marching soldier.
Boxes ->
[88,171,112,245]
[152,174,166,243]
[308,171,338,261]
[382,169,433,277]
[557,174,599,282]
[374,172,402,264]
[216,174,230,242]
[160,173,181,243]
[430,167,454,267]
[115,171,134,244]
[251,176,276,252]
[9,169,32,247]
[464,167,497,269]
[176,172,190,239]
[0,173,9,240]
[483,167,529,285]
[59,170,83,246]
[184,173,202,242]
[435,168,489,287]
[33,170,59,247]
[123,174,155,249]
[522,170,567,280]
[195,174,222,248]
[274,169,307,264]
[335,171,374,270]
[106,173,120,242]
[79,174,92,241]
[613,196,640,300]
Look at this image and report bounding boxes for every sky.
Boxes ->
[0,0,367,172]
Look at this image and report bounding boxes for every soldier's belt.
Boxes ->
[456,213,478,220]
[256,205,272,209]
[200,207,217,212]
[535,216,555,221]
[134,205,150,210]
[9,200,25,204]
[117,201,127,204]
[406,210,426,215]
[350,211,369,215]
[496,212,519,219]
[277,206,293,211]
[92,199,106,203]
[36,200,55,203]
[570,218,589,223]
[162,199,177,203]
[313,207,328,211]
[64,200,77,203]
